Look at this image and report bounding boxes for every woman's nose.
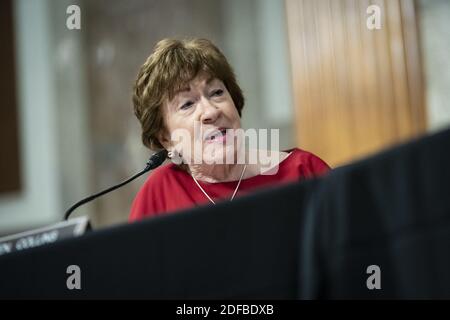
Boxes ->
[200,98,220,124]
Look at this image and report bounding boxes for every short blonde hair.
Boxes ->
[132,38,245,150]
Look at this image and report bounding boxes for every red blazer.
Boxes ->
[129,148,330,222]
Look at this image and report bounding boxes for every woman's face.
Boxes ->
[160,72,242,165]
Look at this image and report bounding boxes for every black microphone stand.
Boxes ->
[64,150,168,221]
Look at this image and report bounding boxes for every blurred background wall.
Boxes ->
[0,0,449,234]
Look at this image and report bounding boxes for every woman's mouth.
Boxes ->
[204,128,228,143]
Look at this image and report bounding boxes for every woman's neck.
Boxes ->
[188,163,247,183]
[185,149,290,183]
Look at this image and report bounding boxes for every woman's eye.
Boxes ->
[211,89,224,97]
[180,101,194,110]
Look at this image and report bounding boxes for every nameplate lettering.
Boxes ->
[0,216,89,256]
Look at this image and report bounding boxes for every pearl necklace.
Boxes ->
[191,164,247,204]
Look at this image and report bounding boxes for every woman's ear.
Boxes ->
[157,128,172,150]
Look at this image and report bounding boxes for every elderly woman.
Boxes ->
[129,38,330,221]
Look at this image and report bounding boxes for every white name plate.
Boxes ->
[0,216,90,256]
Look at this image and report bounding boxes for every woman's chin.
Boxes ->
[201,143,238,165]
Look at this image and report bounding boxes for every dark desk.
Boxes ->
[1,128,449,299]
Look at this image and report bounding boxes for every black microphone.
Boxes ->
[64,149,168,221]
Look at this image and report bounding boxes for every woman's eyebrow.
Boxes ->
[173,77,219,97]
[174,86,190,95]
[206,79,224,89]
